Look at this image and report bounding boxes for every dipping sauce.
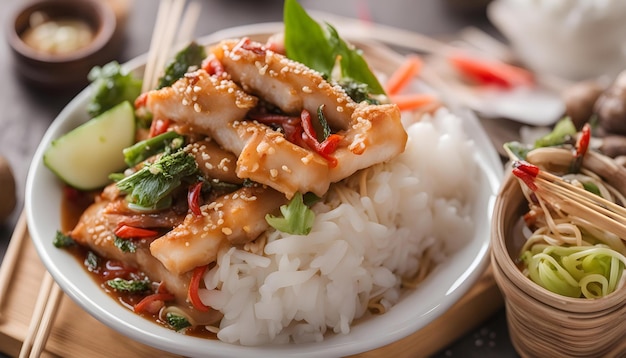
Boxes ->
[21,11,94,55]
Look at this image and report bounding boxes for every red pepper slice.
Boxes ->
[134,92,148,109]
[149,118,170,138]
[202,56,225,77]
[575,123,591,159]
[512,167,537,192]
[512,160,539,178]
[114,224,158,239]
[188,265,210,312]
[300,109,342,168]
[134,292,175,314]
[187,182,204,216]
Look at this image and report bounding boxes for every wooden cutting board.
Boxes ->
[0,218,503,358]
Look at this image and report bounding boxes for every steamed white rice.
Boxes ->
[197,107,479,345]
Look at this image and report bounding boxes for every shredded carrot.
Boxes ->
[385,55,423,95]
[390,93,438,112]
[447,52,533,88]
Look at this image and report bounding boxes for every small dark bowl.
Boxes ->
[6,0,118,90]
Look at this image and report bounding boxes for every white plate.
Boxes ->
[25,23,503,358]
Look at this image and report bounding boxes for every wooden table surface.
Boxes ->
[0,1,521,357]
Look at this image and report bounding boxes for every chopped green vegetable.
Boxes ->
[166,312,192,331]
[503,141,530,161]
[581,181,602,197]
[116,149,198,209]
[534,117,577,149]
[114,236,137,253]
[105,277,151,293]
[521,244,625,298]
[283,0,384,97]
[85,251,99,270]
[123,131,184,167]
[87,61,142,118]
[338,79,380,104]
[157,42,207,89]
[266,192,315,235]
[53,230,75,248]
[317,105,331,141]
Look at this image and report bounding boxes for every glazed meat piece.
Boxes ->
[145,69,331,198]
[150,185,287,274]
[211,38,357,130]
[70,199,190,303]
[211,38,407,184]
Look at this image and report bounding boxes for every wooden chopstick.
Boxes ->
[18,272,63,358]
[0,210,28,317]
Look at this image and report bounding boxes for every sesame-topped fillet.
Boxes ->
[150,186,287,274]
[234,120,330,198]
[211,38,357,131]
[146,69,258,155]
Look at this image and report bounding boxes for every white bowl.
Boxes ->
[25,23,503,357]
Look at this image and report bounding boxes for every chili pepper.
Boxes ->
[114,223,158,239]
[576,123,591,159]
[149,118,170,138]
[134,292,175,314]
[187,181,204,216]
[513,160,539,178]
[188,265,210,312]
[202,57,225,77]
[512,167,537,192]
[300,109,342,167]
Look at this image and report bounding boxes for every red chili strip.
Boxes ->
[202,56,225,77]
[114,224,158,239]
[134,292,175,314]
[188,265,210,312]
[248,112,307,147]
[187,181,204,216]
[575,123,591,159]
[300,109,342,168]
[134,92,148,109]
[512,160,539,178]
[512,167,537,192]
[149,118,170,138]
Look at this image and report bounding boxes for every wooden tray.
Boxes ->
[0,217,503,358]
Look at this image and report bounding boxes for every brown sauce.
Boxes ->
[60,187,218,339]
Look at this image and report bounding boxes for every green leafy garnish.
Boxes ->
[317,105,331,141]
[85,251,99,270]
[165,312,192,331]
[157,42,207,89]
[123,131,184,167]
[534,117,577,149]
[116,149,198,209]
[114,236,137,253]
[105,278,151,293]
[283,0,384,97]
[266,192,315,235]
[338,79,380,104]
[87,61,142,118]
[53,231,75,248]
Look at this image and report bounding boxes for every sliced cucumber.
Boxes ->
[44,101,136,190]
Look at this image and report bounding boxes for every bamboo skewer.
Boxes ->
[513,161,626,240]
[28,280,63,358]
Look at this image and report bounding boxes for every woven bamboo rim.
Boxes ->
[491,165,626,357]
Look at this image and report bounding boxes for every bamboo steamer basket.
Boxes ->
[491,156,626,358]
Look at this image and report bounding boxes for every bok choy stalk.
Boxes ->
[116,149,199,210]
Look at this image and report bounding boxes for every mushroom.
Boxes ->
[595,70,626,135]
[599,135,626,158]
[561,80,604,129]
[0,155,16,222]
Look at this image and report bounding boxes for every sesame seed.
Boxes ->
[222,227,233,235]
[270,169,278,178]
[194,103,202,112]
[193,85,201,93]
[302,86,312,93]
[281,165,291,173]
